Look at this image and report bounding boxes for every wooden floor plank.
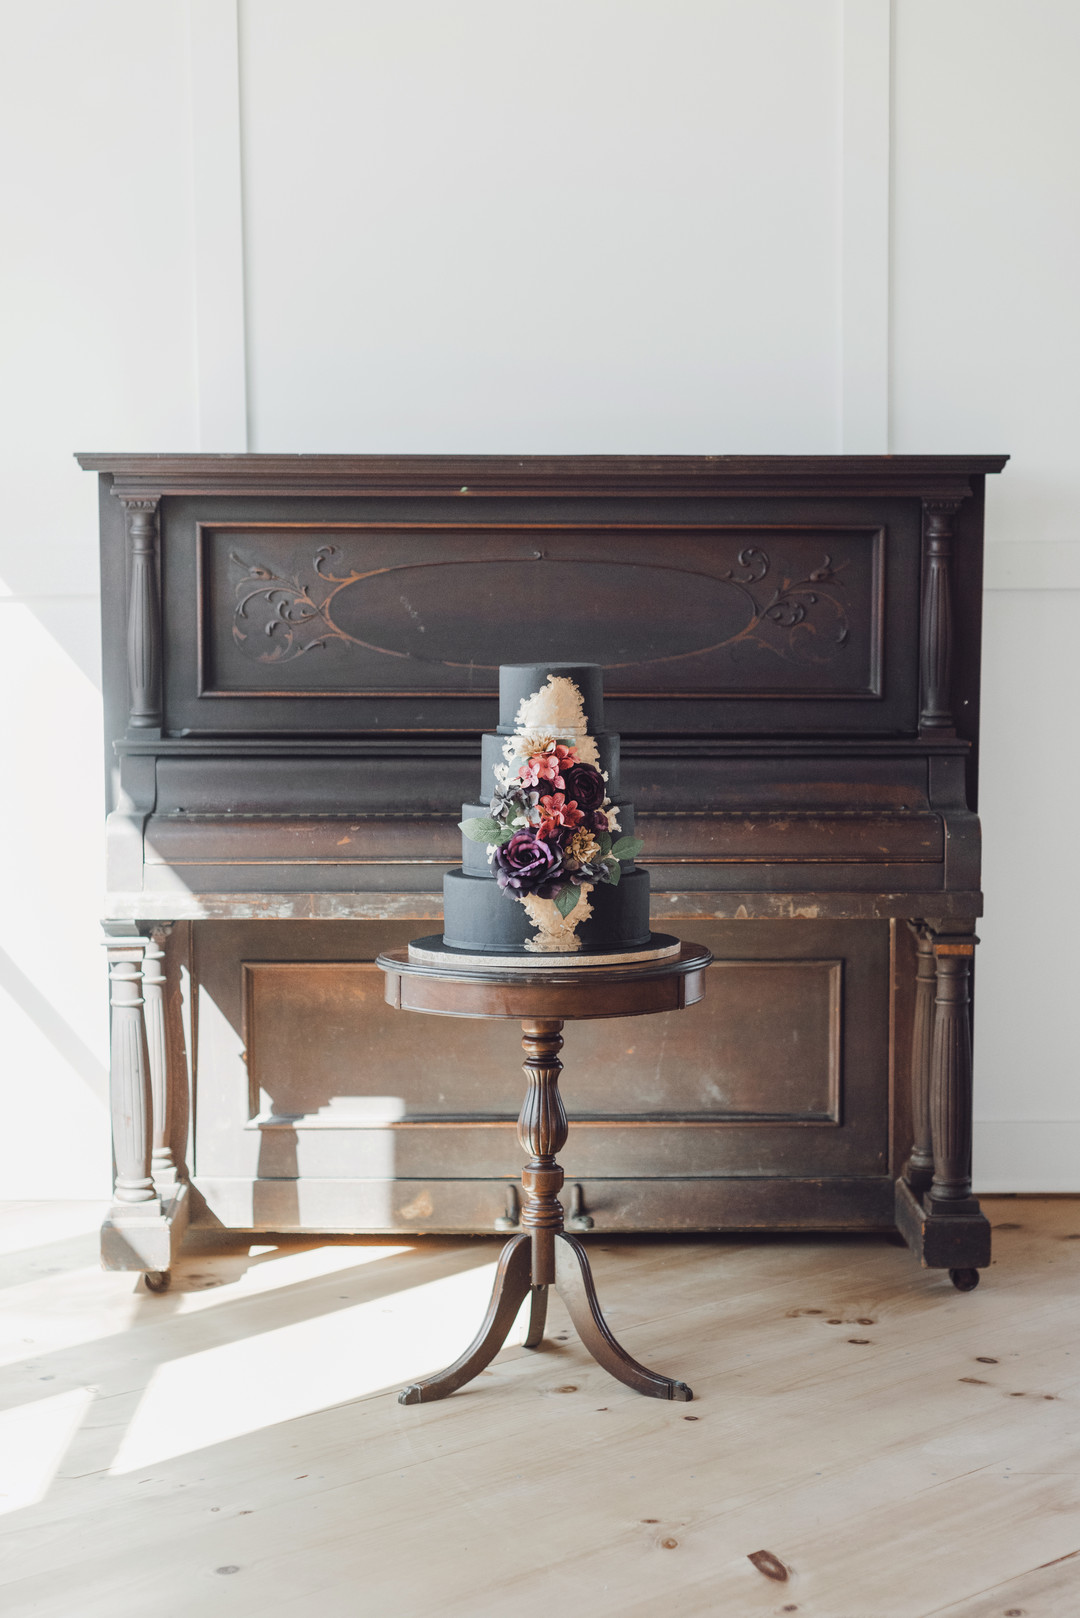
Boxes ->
[0,1198,1076,1618]
[924,1547,1080,1617]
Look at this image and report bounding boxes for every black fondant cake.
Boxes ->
[433,663,665,962]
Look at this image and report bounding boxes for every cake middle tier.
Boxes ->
[480,731,620,803]
[459,802,637,875]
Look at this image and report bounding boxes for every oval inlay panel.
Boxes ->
[326,557,755,668]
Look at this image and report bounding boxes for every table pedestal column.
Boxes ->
[518,1018,566,1293]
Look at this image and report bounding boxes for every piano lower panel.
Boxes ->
[180,916,900,1235]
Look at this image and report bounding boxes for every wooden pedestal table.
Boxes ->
[377,941,712,1405]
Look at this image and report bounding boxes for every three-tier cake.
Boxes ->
[408,663,679,968]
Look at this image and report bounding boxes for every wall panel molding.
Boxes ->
[189,0,248,450]
[840,0,891,453]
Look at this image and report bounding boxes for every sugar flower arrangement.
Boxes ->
[460,734,643,919]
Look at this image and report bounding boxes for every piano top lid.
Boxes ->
[75,453,1009,503]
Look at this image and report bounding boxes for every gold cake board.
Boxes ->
[406,933,681,972]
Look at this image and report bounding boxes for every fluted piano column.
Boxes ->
[105,934,159,1214]
[903,924,937,1198]
[928,937,980,1217]
[894,926,990,1288]
[920,499,961,734]
[140,927,178,1191]
[121,496,162,735]
[101,928,191,1280]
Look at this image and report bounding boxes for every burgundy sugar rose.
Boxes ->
[492,830,566,898]
[561,762,606,813]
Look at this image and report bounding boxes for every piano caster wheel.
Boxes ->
[143,1269,171,1293]
[949,1267,980,1292]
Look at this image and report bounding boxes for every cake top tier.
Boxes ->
[497,663,604,735]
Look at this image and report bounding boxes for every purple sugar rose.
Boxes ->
[492,831,566,898]
[561,762,606,813]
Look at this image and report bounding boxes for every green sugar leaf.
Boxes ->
[610,836,644,861]
[553,885,581,919]
[459,817,501,842]
[603,857,622,886]
[597,830,612,856]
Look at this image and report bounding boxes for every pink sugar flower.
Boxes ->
[518,756,562,790]
[537,793,585,836]
[517,742,580,792]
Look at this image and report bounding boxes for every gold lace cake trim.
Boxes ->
[519,885,594,952]
[512,676,600,768]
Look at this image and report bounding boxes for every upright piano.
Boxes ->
[79,453,1007,1290]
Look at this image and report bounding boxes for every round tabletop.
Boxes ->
[376,940,712,1021]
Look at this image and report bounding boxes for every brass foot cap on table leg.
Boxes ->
[670,1382,693,1402]
[398,1385,424,1405]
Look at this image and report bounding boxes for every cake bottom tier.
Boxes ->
[442,867,651,954]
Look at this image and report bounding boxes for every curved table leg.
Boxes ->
[554,1234,693,1402]
[399,1235,532,1404]
[523,1285,548,1349]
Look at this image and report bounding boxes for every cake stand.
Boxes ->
[376,940,712,1404]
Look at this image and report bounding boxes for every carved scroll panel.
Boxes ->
[197,523,884,702]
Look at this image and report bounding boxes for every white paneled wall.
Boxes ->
[0,0,1076,1195]
[891,0,1080,1188]
[239,0,845,453]
[0,3,198,1198]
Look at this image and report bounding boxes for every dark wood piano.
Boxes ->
[80,453,1007,1290]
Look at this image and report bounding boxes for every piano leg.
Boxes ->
[895,924,991,1289]
[100,924,189,1287]
[902,923,936,1199]
[141,927,178,1192]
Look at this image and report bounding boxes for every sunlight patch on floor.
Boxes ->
[0,1387,94,1515]
[1,1243,424,1370]
[173,1241,414,1313]
[110,1259,508,1472]
[0,1267,145,1369]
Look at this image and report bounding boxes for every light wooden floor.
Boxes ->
[0,1199,1077,1618]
